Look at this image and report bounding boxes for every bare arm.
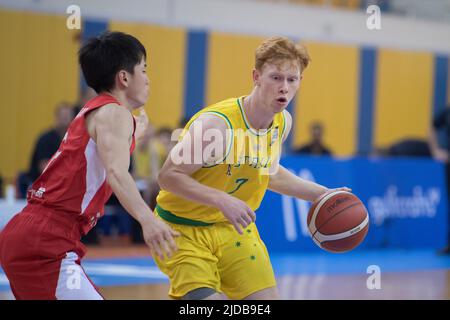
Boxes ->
[158,115,228,207]
[87,104,178,258]
[268,111,349,201]
[158,114,256,234]
[268,165,328,201]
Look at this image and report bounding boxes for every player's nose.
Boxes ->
[279,80,288,94]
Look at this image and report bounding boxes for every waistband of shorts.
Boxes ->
[155,204,214,227]
[22,203,82,239]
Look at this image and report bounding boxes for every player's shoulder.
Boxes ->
[280,109,292,140]
[194,112,229,132]
[281,109,292,120]
[87,103,133,132]
[202,97,240,114]
[92,103,130,118]
[279,109,292,128]
[192,97,240,129]
[281,108,292,121]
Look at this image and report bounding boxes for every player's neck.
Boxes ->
[243,92,275,130]
[104,90,134,112]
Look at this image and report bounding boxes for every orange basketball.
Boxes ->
[307,190,369,253]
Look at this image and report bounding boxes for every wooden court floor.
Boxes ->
[99,270,450,300]
[1,245,449,300]
[92,245,450,300]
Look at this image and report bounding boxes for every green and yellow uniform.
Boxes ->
[154,96,287,299]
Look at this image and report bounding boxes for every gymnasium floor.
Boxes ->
[1,245,449,300]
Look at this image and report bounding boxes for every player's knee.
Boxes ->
[244,286,279,300]
[182,287,218,300]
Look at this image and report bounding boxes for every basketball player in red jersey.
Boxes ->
[0,31,179,300]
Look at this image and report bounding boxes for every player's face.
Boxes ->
[255,60,301,113]
[127,57,149,109]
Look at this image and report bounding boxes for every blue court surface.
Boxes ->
[2,249,450,296]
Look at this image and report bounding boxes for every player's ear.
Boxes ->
[117,70,129,88]
[253,69,260,87]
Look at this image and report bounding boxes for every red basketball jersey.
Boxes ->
[26,93,136,235]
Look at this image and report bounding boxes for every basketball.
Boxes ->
[307,190,369,253]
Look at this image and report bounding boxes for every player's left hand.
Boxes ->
[134,107,149,141]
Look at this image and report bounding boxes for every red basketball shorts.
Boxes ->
[0,205,103,300]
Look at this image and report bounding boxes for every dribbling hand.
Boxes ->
[313,187,352,203]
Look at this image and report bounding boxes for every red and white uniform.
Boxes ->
[28,93,136,235]
[0,94,136,299]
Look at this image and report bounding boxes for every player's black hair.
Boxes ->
[79,31,146,94]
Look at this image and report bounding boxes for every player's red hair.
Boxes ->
[255,36,310,73]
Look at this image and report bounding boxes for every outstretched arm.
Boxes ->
[268,165,329,202]
[268,110,349,202]
[87,104,179,259]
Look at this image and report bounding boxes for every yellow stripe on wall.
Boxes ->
[109,21,186,130]
[293,42,359,156]
[0,10,79,181]
[374,49,433,148]
[206,32,265,105]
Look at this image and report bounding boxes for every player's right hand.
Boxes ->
[140,217,180,260]
[217,195,256,234]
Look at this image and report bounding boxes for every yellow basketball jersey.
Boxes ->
[156,96,287,224]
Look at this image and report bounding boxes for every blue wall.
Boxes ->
[257,156,448,253]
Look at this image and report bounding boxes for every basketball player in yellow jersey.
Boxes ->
[155,37,350,300]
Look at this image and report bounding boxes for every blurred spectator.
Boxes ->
[430,107,450,162]
[387,138,431,157]
[429,106,450,255]
[17,102,74,198]
[293,122,333,156]
[158,127,178,152]
[27,102,74,182]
